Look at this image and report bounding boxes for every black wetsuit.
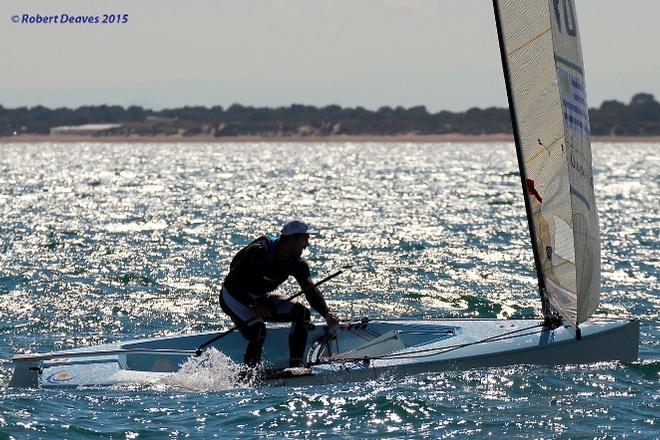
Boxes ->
[220,236,329,367]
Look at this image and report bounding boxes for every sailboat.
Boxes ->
[9,0,639,388]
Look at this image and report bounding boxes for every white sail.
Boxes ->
[494,0,600,326]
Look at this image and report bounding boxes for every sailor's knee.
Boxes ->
[246,322,267,343]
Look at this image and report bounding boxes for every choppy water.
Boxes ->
[0,142,657,438]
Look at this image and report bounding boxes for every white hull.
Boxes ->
[10,318,639,388]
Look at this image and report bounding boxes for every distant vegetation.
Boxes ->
[1,93,659,138]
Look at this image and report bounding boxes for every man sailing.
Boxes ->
[220,220,340,369]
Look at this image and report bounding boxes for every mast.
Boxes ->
[492,0,552,320]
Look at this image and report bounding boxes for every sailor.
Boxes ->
[220,220,340,368]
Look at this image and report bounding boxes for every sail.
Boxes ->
[493,0,600,326]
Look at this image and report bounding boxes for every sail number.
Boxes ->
[553,0,577,36]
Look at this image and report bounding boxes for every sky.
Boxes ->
[1,0,658,112]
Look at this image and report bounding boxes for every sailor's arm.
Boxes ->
[297,277,340,326]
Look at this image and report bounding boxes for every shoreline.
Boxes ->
[1,133,659,144]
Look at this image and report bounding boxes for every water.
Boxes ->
[0,142,657,438]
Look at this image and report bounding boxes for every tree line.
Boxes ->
[1,93,658,138]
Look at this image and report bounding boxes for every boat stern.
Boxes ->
[9,356,41,388]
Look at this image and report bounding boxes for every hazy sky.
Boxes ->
[1,0,658,111]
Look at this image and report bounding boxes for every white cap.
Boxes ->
[280,220,318,236]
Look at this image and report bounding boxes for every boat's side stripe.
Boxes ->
[43,358,120,368]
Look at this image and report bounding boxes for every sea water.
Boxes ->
[0,142,657,438]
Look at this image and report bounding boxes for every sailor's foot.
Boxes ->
[262,366,314,380]
[289,358,304,368]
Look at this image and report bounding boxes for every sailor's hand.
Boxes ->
[324,313,340,327]
[251,303,271,319]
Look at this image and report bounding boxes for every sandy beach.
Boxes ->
[1,133,659,144]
